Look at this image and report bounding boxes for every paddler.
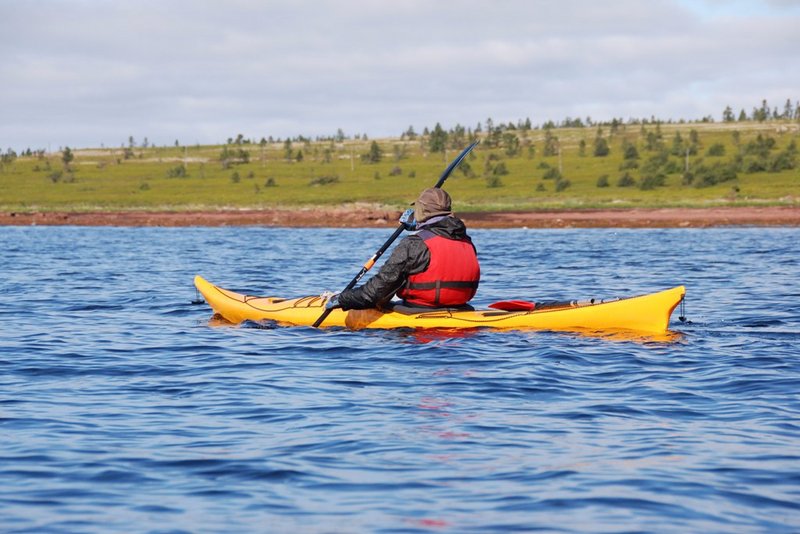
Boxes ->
[325,187,480,310]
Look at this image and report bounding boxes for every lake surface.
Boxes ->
[1,226,799,533]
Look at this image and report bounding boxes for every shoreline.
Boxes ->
[1,206,799,228]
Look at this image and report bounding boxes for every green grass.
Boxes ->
[1,122,798,212]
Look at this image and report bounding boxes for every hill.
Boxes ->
[1,120,798,213]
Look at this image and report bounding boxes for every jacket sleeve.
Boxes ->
[337,236,429,310]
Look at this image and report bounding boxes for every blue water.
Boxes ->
[1,226,799,533]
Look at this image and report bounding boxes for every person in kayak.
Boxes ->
[325,187,480,311]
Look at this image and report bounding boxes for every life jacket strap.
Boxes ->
[404,280,480,306]
[405,280,480,290]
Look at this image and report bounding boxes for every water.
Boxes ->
[1,226,799,533]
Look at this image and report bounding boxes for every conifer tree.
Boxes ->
[428,123,448,153]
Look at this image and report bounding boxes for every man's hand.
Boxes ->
[324,293,341,310]
[399,208,416,231]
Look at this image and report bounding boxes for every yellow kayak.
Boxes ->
[194,275,685,334]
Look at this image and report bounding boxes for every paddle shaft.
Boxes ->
[312,140,479,328]
[336,226,404,294]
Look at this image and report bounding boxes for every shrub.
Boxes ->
[639,173,666,190]
[636,150,682,178]
[503,132,521,157]
[167,164,188,178]
[743,134,776,158]
[219,146,250,166]
[617,172,636,187]
[483,153,501,174]
[543,130,559,156]
[392,144,407,161]
[593,137,610,157]
[542,167,562,180]
[644,131,663,151]
[1,149,17,168]
[741,157,766,173]
[361,141,382,163]
[265,177,276,187]
[662,159,682,174]
[535,183,546,192]
[641,151,668,173]
[492,161,509,176]
[389,166,402,176]
[707,143,726,156]
[690,162,738,188]
[596,175,610,188]
[670,132,686,156]
[555,179,571,192]
[231,171,240,183]
[48,170,63,183]
[622,141,639,160]
[309,175,340,186]
[768,143,797,172]
[486,175,504,188]
[408,170,416,178]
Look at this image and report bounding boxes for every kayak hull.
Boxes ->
[194,276,685,334]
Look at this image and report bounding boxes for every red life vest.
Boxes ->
[398,229,480,307]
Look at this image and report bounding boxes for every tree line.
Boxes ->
[178,97,800,156]
[4,98,798,159]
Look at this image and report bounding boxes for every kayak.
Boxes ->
[194,275,685,334]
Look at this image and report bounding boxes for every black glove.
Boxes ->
[399,208,416,231]
[325,294,342,310]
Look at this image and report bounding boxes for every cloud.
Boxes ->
[1,0,797,149]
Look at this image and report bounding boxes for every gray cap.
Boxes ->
[413,187,452,223]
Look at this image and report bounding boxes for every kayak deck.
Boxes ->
[194,275,685,334]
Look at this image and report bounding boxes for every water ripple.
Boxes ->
[1,227,799,532]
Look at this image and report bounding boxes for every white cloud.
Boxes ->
[1,0,798,149]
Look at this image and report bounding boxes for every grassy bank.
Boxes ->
[1,121,798,212]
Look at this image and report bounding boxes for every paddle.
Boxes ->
[312,140,480,328]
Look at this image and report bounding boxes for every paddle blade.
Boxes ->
[488,300,536,311]
[433,140,479,188]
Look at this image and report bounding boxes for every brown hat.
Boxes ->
[413,187,452,223]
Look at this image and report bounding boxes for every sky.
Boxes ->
[1,0,799,151]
